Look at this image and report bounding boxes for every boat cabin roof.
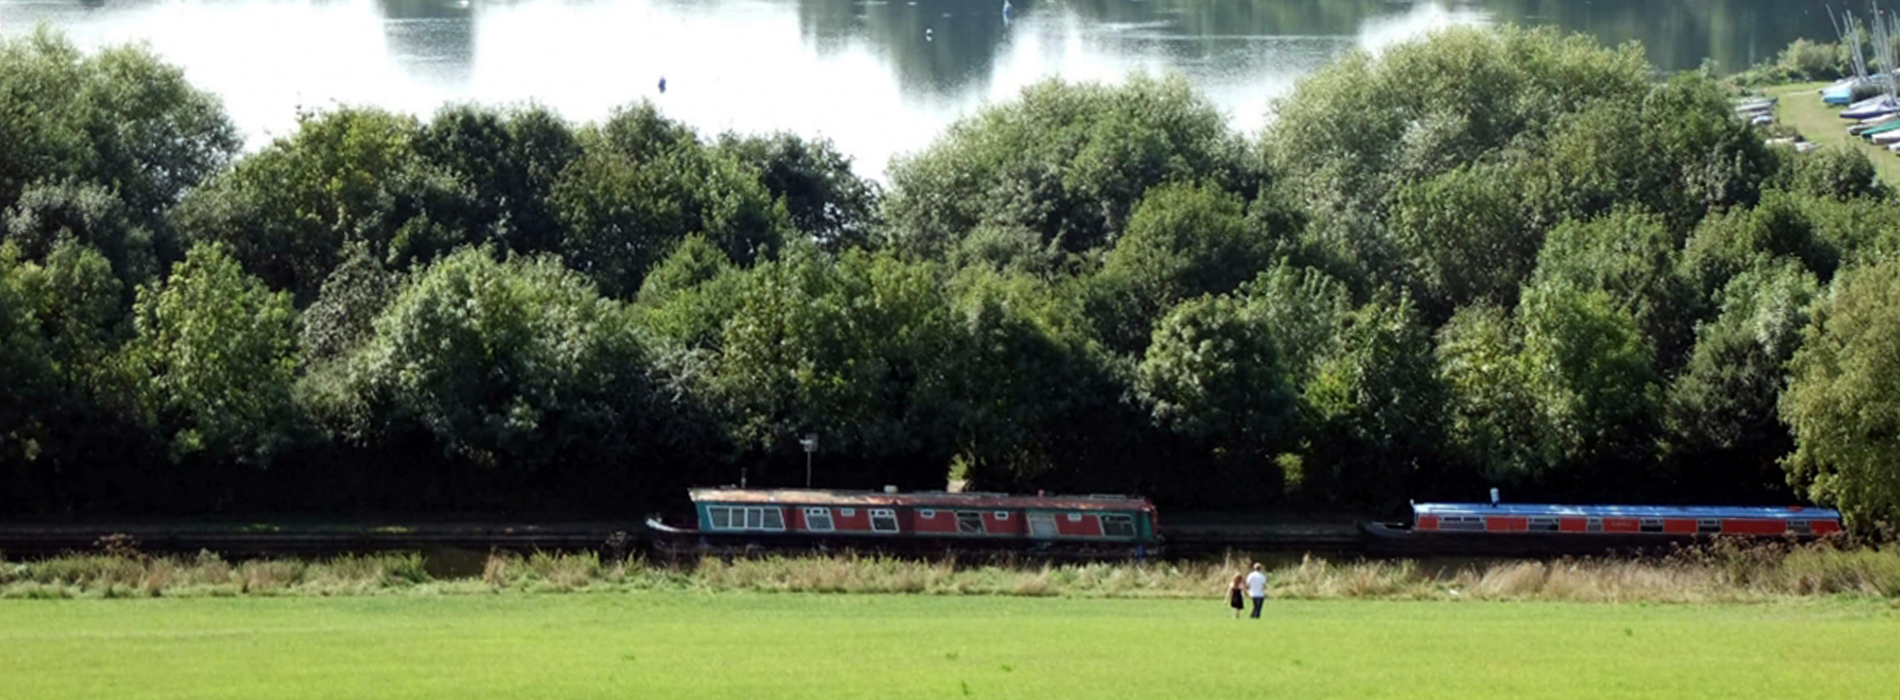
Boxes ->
[690,487,1156,512]
[1415,502,1842,521]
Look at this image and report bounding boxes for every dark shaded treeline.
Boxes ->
[3,26,1899,526]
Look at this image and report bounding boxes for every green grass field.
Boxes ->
[1769,81,1900,187]
[1,593,1893,699]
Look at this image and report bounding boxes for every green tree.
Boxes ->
[1517,282,1662,485]
[1527,72,1778,231]
[1135,293,1299,496]
[633,235,749,405]
[299,244,401,367]
[5,180,158,291]
[551,103,787,299]
[1529,209,1699,369]
[1667,260,1818,501]
[0,238,159,512]
[1638,73,1777,226]
[1386,163,1532,320]
[1798,192,1900,269]
[0,29,239,220]
[1773,146,1887,201]
[1099,182,1272,325]
[883,74,1251,259]
[414,103,582,256]
[947,223,1068,278]
[323,250,653,474]
[716,132,882,251]
[1266,25,1649,285]
[1680,192,1836,305]
[1301,295,1446,506]
[127,243,299,465]
[1782,258,1900,526]
[710,246,961,488]
[169,107,465,302]
[0,247,56,503]
[1238,261,1352,390]
[1436,302,1546,483]
[4,239,124,392]
[935,268,1117,489]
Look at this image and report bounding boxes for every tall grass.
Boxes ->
[0,550,435,598]
[2,542,1895,602]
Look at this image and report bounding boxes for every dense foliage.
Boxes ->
[3,27,1898,527]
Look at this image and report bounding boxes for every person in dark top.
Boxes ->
[1227,573,1246,618]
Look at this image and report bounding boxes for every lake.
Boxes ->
[0,0,1839,177]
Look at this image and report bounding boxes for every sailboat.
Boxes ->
[1826,9,1877,105]
[1841,95,1899,119]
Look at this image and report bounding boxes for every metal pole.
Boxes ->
[805,451,812,488]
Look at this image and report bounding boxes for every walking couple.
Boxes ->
[1227,562,1267,619]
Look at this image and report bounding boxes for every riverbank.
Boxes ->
[4,545,1895,603]
[1,593,1891,700]
[1769,81,1900,186]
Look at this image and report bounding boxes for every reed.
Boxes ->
[3,541,1895,602]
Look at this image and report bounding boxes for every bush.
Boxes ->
[1776,39,1846,82]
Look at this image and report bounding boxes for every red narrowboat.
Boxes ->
[1364,502,1845,556]
[647,487,1162,558]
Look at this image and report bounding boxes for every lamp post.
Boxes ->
[799,433,819,488]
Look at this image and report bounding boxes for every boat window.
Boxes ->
[1528,517,1559,533]
[1639,519,1663,534]
[707,506,786,532]
[805,507,834,532]
[956,511,985,535]
[918,509,935,519]
[1066,513,1083,522]
[1697,519,1721,534]
[1101,514,1136,538]
[869,509,898,533]
[1028,513,1057,538]
[839,508,855,517]
[1789,520,1812,535]
[1439,516,1485,532]
[1586,518,1603,533]
[994,511,1010,520]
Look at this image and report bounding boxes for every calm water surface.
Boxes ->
[0,0,1839,176]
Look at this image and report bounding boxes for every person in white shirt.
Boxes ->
[1245,562,1268,619]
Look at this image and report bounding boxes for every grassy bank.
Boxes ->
[0,593,1892,700]
[3,543,1896,602]
[1768,81,1900,186]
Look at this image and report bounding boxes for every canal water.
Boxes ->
[0,0,1838,176]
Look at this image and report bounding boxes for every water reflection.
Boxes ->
[0,0,1854,175]
[1470,0,1840,72]
[377,0,474,87]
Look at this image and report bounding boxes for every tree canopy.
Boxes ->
[4,27,1899,526]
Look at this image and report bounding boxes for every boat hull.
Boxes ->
[645,516,1162,560]
[1359,522,1817,557]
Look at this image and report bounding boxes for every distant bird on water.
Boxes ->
[658,77,667,94]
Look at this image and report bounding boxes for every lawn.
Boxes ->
[0,594,1893,699]
[1769,81,1900,187]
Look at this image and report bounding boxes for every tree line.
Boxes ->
[3,26,1898,526]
